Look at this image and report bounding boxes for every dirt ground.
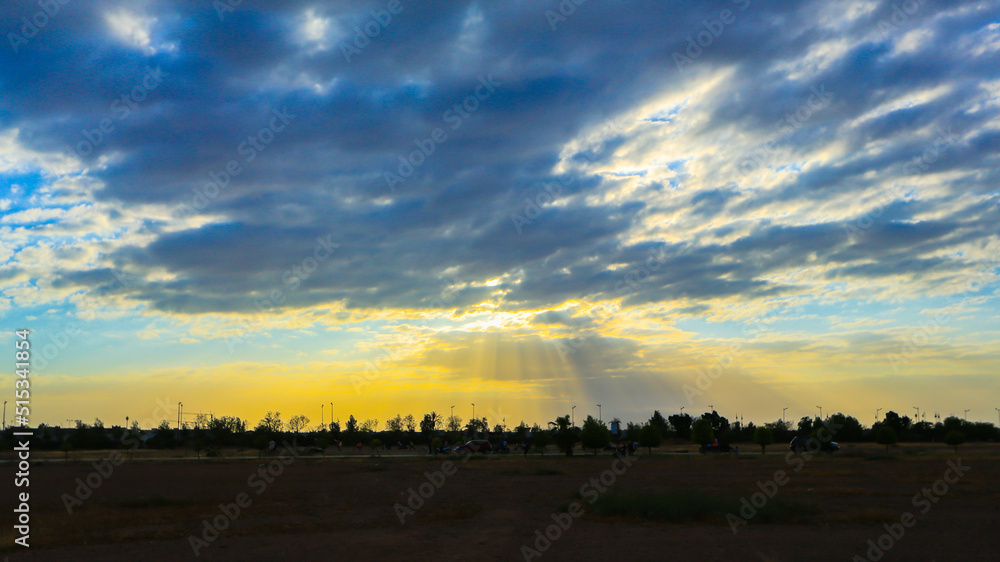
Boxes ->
[1,443,998,561]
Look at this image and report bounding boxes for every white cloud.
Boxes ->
[105,10,157,55]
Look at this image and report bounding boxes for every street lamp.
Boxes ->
[571,405,576,427]
[471,403,475,421]
[816,406,822,419]
[680,406,685,416]
[708,404,714,412]
[964,409,970,420]
[995,407,1000,428]
[321,404,324,427]
[913,406,919,420]
[782,406,788,424]
[876,408,882,422]
[451,405,455,422]
[3,401,6,431]
[331,402,335,423]
[597,404,602,422]
[178,402,183,428]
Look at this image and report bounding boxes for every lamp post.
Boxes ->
[3,401,6,431]
[680,406,685,416]
[816,406,822,420]
[782,407,788,424]
[964,409,970,420]
[913,406,919,421]
[178,402,182,429]
[708,404,714,412]
[995,408,1000,428]
[571,405,576,428]
[451,405,455,422]
[330,402,335,423]
[876,408,882,422]
[597,404,602,422]
[471,403,475,421]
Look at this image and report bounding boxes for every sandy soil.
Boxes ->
[1,443,998,561]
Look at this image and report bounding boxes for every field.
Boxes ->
[2,443,998,561]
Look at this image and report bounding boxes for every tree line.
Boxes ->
[2,409,996,454]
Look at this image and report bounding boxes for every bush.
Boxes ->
[944,430,964,452]
[581,416,611,455]
[876,426,898,453]
[753,426,774,454]
[639,424,663,454]
[692,418,714,445]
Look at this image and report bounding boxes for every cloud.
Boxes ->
[0,0,998,426]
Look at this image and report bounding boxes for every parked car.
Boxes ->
[789,436,840,453]
[698,442,731,454]
[454,440,492,454]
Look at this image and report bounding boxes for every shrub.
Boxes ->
[876,426,898,453]
[944,430,965,452]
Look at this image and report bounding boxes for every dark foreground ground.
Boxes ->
[1,443,998,561]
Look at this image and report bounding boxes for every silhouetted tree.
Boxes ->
[386,415,405,432]
[465,417,488,437]
[287,415,310,433]
[649,410,670,437]
[420,412,441,445]
[549,415,575,456]
[692,418,714,445]
[581,416,610,455]
[639,423,663,454]
[944,430,964,452]
[668,413,693,440]
[532,425,550,454]
[256,411,283,435]
[876,426,898,453]
[797,416,814,435]
[753,426,774,454]
[827,413,864,442]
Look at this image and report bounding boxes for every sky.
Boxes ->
[0,0,998,431]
